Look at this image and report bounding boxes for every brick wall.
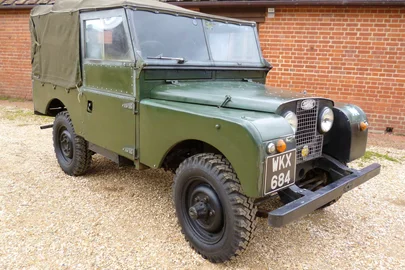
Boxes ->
[0,7,404,134]
[0,10,32,99]
[260,6,405,134]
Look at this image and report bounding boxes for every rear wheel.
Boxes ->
[53,111,92,176]
[173,153,257,263]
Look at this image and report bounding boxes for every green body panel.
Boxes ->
[139,99,293,197]
[335,103,368,123]
[150,81,307,114]
[84,64,134,95]
[80,88,136,160]
[215,70,265,80]
[32,79,136,160]
[139,69,267,100]
[32,80,85,135]
[144,70,213,80]
[323,102,369,163]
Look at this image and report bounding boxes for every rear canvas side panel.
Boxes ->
[30,12,81,89]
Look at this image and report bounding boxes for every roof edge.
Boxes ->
[0,5,35,10]
[1,0,405,10]
[171,0,405,7]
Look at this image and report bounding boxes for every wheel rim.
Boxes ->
[58,127,73,163]
[182,177,225,245]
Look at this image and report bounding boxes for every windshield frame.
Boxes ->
[126,8,265,68]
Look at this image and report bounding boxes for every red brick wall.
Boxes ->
[1,7,404,134]
[0,10,32,99]
[260,6,405,134]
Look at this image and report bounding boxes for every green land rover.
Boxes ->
[30,0,381,263]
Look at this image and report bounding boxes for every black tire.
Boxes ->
[53,111,92,176]
[173,153,257,263]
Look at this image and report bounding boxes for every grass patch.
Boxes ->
[0,96,26,102]
[362,151,399,163]
[3,109,33,120]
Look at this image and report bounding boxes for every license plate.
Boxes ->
[264,149,296,194]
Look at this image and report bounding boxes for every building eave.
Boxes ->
[0,5,35,9]
[1,0,405,10]
[170,0,405,8]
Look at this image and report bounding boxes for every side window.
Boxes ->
[85,17,130,61]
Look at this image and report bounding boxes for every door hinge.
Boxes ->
[122,147,136,156]
[165,80,179,85]
[122,62,136,69]
[122,101,138,114]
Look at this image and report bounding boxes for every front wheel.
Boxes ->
[53,111,92,176]
[173,153,257,263]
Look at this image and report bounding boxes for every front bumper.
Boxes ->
[267,158,381,227]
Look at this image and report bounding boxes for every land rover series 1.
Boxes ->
[30,0,381,263]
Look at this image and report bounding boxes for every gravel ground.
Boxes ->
[0,103,404,269]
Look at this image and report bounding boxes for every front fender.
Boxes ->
[139,99,292,198]
[323,102,369,163]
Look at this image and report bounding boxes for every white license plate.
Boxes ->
[264,149,296,194]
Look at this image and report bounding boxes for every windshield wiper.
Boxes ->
[147,55,186,64]
[218,95,232,108]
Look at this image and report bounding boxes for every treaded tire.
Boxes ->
[173,153,257,263]
[53,111,92,176]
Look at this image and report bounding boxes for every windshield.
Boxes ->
[204,21,261,63]
[129,10,262,66]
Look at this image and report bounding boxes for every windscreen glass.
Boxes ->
[203,21,261,64]
[130,10,209,62]
[129,10,262,66]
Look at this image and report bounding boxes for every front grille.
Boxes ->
[295,100,323,164]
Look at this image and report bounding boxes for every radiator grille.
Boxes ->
[296,100,323,164]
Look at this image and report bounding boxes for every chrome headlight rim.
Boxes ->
[283,111,298,133]
[266,142,276,154]
[319,107,334,133]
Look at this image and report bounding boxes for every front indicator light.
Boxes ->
[360,121,368,131]
[276,139,287,153]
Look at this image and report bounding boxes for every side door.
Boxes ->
[80,9,136,160]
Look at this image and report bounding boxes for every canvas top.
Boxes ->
[29,0,256,89]
[30,0,252,24]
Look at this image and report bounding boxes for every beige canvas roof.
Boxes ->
[30,0,253,24]
[29,0,254,90]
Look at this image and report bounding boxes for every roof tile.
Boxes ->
[14,0,28,4]
[25,0,40,4]
[0,0,76,5]
[1,0,17,6]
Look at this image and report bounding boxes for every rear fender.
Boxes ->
[32,80,84,135]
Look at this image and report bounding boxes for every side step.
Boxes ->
[89,143,134,167]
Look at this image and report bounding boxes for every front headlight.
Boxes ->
[284,111,298,133]
[319,107,334,133]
